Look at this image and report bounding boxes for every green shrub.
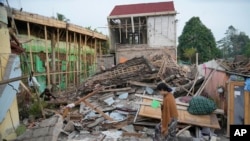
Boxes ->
[16,124,26,136]
[29,101,47,117]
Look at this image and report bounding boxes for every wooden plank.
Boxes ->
[135,94,224,114]
[128,80,156,88]
[83,100,114,121]
[136,102,224,115]
[135,94,162,102]
[176,125,192,136]
[138,99,220,129]
[244,91,250,124]
[20,81,32,96]
[100,87,131,93]
[12,10,107,40]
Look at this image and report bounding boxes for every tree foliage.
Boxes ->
[56,13,70,22]
[217,25,250,59]
[178,17,221,63]
[183,48,196,63]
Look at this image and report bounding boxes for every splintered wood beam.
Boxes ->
[128,81,156,89]
[74,86,103,105]
[83,100,114,121]
[100,87,131,93]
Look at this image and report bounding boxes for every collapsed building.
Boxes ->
[2,1,250,141]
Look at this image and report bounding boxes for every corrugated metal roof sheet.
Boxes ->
[0,54,21,123]
[109,1,175,16]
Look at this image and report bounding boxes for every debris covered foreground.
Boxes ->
[16,51,226,141]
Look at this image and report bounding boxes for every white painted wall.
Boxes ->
[147,15,176,47]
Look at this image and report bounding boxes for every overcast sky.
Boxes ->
[7,0,250,42]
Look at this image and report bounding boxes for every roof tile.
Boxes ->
[109,1,175,16]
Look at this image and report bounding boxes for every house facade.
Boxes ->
[107,1,177,64]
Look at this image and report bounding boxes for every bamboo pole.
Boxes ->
[44,25,51,86]
[27,22,34,72]
[65,29,68,88]
[84,35,87,78]
[99,41,102,67]
[51,31,56,86]
[57,28,60,91]
[94,38,97,73]
[73,32,76,86]
[78,34,82,84]
[68,34,72,86]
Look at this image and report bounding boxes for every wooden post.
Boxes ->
[27,22,34,72]
[244,91,250,124]
[84,35,87,78]
[68,34,72,86]
[196,53,198,71]
[78,34,82,84]
[99,41,102,68]
[65,29,69,88]
[94,38,97,73]
[44,25,51,86]
[57,28,60,91]
[73,32,76,86]
[51,30,56,86]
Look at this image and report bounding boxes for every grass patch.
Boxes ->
[16,124,26,136]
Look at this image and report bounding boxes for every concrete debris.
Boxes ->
[63,121,75,132]
[104,97,115,106]
[146,87,154,95]
[16,56,229,141]
[74,122,84,131]
[102,130,123,139]
[121,125,135,133]
[109,112,126,122]
[118,92,129,99]
[87,117,104,128]
[16,114,63,141]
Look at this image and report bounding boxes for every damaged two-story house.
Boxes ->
[107,1,178,64]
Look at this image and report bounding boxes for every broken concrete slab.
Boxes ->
[102,130,123,139]
[16,114,63,141]
[118,92,129,99]
[146,87,154,95]
[121,125,135,133]
[63,121,75,132]
[87,117,104,128]
[109,112,126,122]
[104,97,115,106]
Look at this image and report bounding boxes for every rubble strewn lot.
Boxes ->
[16,52,230,141]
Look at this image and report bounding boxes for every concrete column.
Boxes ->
[0,5,11,81]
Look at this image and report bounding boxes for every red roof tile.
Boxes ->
[109,1,175,16]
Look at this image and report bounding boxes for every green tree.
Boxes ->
[217,26,250,59]
[178,17,220,63]
[56,13,70,22]
[244,42,250,57]
[183,48,196,63]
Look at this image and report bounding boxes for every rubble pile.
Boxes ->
[16,52,225,141]
[78,51,203,98]
[219,56,250,75]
